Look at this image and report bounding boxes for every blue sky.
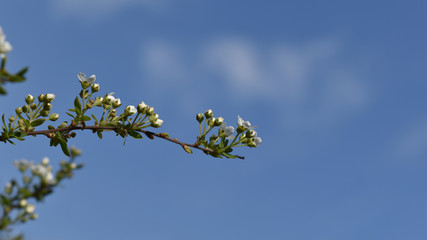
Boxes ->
[1,0,427,239]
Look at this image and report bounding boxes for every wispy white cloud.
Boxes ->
[140,37,370,130]
[50,0,165,20]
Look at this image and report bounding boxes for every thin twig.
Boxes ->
[0,125,245,159]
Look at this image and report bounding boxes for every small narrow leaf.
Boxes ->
[81,115,91,121]
[31,118,46,127]
[91,114,98,124]
[128,131,142,139]
[1,114,6,128]
[74,97,82,115]
[17,67,28,76]
[221,153,238,159]
[97,130,103,139]
[9,75,25,82]
[59,138,70,157]
[66,112,75,118]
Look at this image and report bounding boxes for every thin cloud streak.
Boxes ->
[140,37,370,130]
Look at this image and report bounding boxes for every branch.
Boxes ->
[1,125,245,159]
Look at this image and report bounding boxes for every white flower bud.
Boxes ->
[137,101,147,113]
[104,93,115,104]
[25,204,35,213]
[204,109,213,119]
[151,118,163,128]
[25,94,35,104]
[45,93,55,103]
[41,157,50,165]
[124,105,137,116]
[214,117,224,126]
[146,107,154,116]
[20,199,27,207]
[91,83,100,92]
[112,98,121,108]
[196,113,204,123]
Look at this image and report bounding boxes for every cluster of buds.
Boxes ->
[13,158,56,185]
[12,93,59,133]
[0,152,83,230]
[195,109,262,158]
[64,73,164,142]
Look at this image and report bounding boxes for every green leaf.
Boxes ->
[97,130,103,139]
[0,85,7,95]
[66,112,75,118]
[91,114,98,124]
[2,114,6,128]
[221,153,238,159]
[128,130,142,139]
[0,194,10,205]
[9,75,26,82]
[59,138,70,157]
[81,115,91,121]
[31,118,46,127]
[17,66,28,76]
[74,97,82,115]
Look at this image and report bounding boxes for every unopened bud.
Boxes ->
[25,94,35,104]
[42,157,49,165]
[40,110,49,117]
[208,118,215,127]
[9,116,15,122]
[22,105,30,113]
[91,83,100,92]
[43,103,52,111]
[15,107,23,115]
[25,204,35,213]
[38,94,45,102]
[59,122,68,129]
[45,93,55,103]
[137,101,147,113]
[237,125,246,134]
[5,182,12,194]
[246,130,256,138]
[214,117,224,126]
[196,113,204,123]
[204,109,213,119]
[70,146,82,157]
[112,98,121,108]
[124,105,137,116]
[146,107,154,116]
[20,199,27,207]
[30,103,37,110]
[48,113,59,121]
